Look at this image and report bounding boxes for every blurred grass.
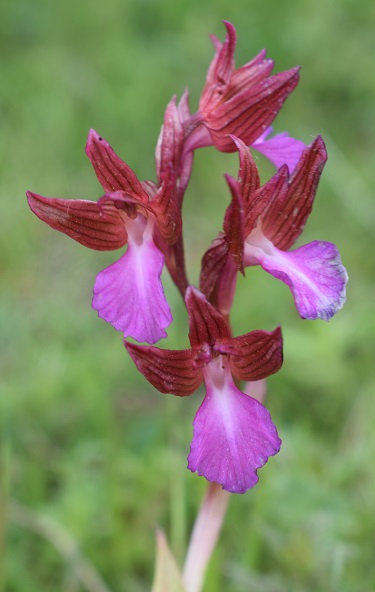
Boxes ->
[1,0,374,590]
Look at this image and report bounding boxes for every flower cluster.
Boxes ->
[27,22,347,494]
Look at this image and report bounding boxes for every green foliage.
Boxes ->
[1,0,374,590]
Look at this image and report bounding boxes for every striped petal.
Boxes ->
[125,342,202,396]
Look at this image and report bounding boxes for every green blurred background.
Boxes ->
[1,0,374,590]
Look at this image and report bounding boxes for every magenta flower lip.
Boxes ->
[251,126,306,173]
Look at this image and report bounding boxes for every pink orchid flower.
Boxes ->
[27,127,181,344]
[125,286,283,494]
[221,135,348,320]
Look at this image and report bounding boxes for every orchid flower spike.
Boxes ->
[221,135,348,321]
[125,286,283,494]
[27,128,181,344]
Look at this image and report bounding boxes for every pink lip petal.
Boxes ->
[246,238,348,321]
[92,221,172,344]
[188,357,281,494]
[251,127,306,173]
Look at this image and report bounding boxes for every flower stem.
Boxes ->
[182,482,230,592]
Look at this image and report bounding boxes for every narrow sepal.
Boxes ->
[149,180,182,245]
[201,26,274,115]
[244,166,289,236]
[177,148,194,206]
[177,89,191,122]
[223,174,245,273]
[227,327,283,381]
[212,20,236,86]
[230,50,274,90]
[230,135,260,199]
[188,359,281,493]
[155,96,184,186]
[199,234,229,301]
[86,129,149,201]
[26,191,128,251]
[185,286,231,348]
[229,135,274,236]
[261,136,327,250]
[215,255,238,316]
[125,342,202,397]
[176,91,195,204]
[199,21,236,112]
[199,238,238,315]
